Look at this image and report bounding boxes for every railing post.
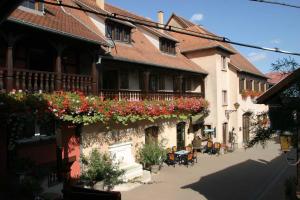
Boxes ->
[6,45,13,92]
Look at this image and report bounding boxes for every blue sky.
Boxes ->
[106,0,300,73]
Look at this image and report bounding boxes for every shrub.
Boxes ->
[138,138,167,167]
[81,149,124,190]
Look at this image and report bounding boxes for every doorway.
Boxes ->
[243,113,251,143]
[222,123,228,144]
[103,70,119,90]
[145,126,159,144]
[177,122,186,150]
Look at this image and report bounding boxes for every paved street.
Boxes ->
[122,141,295,200]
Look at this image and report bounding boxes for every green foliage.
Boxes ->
[81,149,125,190]
[138,138,167,166]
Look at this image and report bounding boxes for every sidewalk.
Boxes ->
[122,141,295,200]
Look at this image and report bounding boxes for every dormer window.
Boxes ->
[21,0,44,12]
[105,21,131,43]
[159,38,176,55]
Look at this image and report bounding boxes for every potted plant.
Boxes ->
[138,139,167,174]
[80,149,124,191]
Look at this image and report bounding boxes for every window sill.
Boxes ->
[16,135,55,145]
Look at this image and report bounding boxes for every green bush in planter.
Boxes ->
[81,149,125,190]
[138,138,167,168]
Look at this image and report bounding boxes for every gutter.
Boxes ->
[7,17,109,47]
[101,55,208,75]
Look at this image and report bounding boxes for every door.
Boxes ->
[177,122,186,150]
[145,126,159,144]
[222,123,228,144]
[243,113,251,143]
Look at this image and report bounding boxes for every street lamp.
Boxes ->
[225,102,240,119]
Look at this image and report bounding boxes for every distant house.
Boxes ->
[265,71,290,88]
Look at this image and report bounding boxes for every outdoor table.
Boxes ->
[175,150,189,164]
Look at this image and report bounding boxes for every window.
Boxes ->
[221,56,227,70]
[22,0,35,9]
[21,0,44,11]
[120,70,129,89]
[159,39,176,55]
[105,21,131,43]
[239,78,245,93]
[185,78,192,91]
[246,79,253,90]
[254,80,259,92]
[222,90,228,105]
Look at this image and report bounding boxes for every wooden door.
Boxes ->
[177,122,186,150]
[145,126,159,144]
[222,123,228,144]
[243,113,251,143]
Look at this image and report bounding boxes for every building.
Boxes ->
[0,0,207,186]
[167,14,268,148]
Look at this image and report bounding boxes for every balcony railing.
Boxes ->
[99,89,203,101]
[0,68,93,94]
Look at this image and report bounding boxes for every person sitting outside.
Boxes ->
[192,136,203,152]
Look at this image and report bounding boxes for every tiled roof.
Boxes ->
[168,14,266,78]
[265,72,290,84]
[7,0,108,45]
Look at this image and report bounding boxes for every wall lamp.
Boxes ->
[225,102,240,119]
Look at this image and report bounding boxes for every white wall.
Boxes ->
[139,28,160,50]
[87,13,106,34]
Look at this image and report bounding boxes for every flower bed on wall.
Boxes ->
[241,90,263,99]
[0,91,209,127]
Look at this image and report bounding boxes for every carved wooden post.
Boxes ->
[143,71,150,99]
[6,45,13,91]
[55,48,62,91]
[200,76,205,98]
[91,56,98,95]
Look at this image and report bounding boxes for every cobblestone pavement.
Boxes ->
[122,141,295,200]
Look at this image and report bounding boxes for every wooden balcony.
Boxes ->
[99,89,203,101]
[0,68,203,100]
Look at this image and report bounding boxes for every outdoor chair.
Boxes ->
[183,152,194,167]
[172,146,177,152]
[203,140,213,154]
[166,148,172,154]
[212,142,221,155]
[166,153,176,167]
[185,146,192,152]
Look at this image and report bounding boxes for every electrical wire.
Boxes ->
[35,0,300,56]
[250,0,300,9]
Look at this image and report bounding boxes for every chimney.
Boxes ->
[157,11,164,27]
[96,0,105,10]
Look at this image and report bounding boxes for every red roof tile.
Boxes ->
[265,72,290,84]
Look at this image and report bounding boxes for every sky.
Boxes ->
[106,0,300,74]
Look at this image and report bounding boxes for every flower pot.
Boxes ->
[93,181,104,191]
[151,165,160,174]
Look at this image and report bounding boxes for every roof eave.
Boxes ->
[181,45,236,55]
[101,55,207,75]
[7,17,110,47]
